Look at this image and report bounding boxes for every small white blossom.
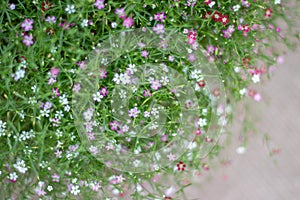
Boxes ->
[233,5,241,12]
[81,19,89,27]
[111,22,117,28]
[160,76,169,86]
[65,5,76,14]
[252,74,260,83]
[198,118,207,127]
[70,185,80,195]
[92,92,104,102]
[9,172,18,181]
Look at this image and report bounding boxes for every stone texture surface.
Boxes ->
[186,46,300,199]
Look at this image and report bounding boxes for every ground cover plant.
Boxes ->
[0,0,299,199]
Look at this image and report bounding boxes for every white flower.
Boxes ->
[113,73,121,84]
[9,3,16,10]
[190,69,202,81]
[148,122,158,130]
[9,172,18,181]
[65,5,76,14]
[13,159,28,174]
[121,125,129,132]
[92,92,103,102]
[151,107,159,116]
[236,146,246,154]
[64,104,71,112]
[111,22,117,28]
[120,73,131,85]
[218,115,227,126]
[127,64,136,74]
[233,5,241,12]
[239,88,247,95]
[81,19,88,27]
[234,67,241,72]
[133,159,141,167]
[144,111,151,118]
[198,118,207,127]
[160,76,169,86]
[55,110,64,119]
[131,86,137,93]
[40,109,50,117]
[59,94,69,105]
[13,69,26,81]
[119,90,127,99]
[47,185,53,191]
[70,185,80,195]
[252,74,260,83]
[154,152,161,160]
[208,1,215,8]
[275,0,281,4]
[0,120,6,136]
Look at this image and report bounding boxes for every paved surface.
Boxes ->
[186,46,300,199]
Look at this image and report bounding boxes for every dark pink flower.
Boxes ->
[122,17,134,28]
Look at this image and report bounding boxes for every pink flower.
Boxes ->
[52,174,60,182]
[151,80,162,90]
[141,50,149,58]
[94,0,105,9]
[99,68,107,78]
[50,67,60,77]
[128,107,140,118]
[21,19,34,31]
[115,7,126,18]
[122,17,134,28]
[72,83,81,93]
[76,61,86,69]
[153,23,165,34]
[110,120,120,131]
[23,35,34,46]
[143,90,152,97]
[254,93,262,102]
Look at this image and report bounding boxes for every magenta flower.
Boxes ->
[122,17,134,28]
[154,12,166,21]
[94,0,105,10]
[99,68,107,79]
[99,87,108,96]
[21,19,34,31]
[23,35,34,46]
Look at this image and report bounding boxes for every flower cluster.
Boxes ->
[0,0,298,199]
